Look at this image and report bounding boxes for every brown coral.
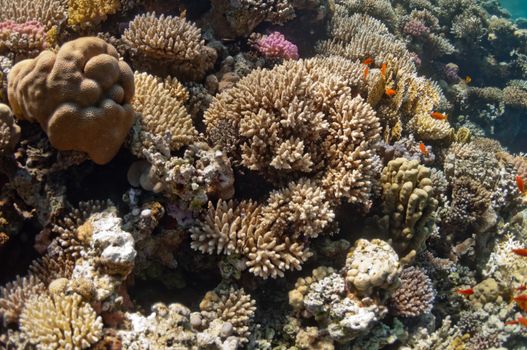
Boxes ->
[20,292,103,350]
[389,266,435,317]
[7,37,135,164]
[0,103,20,156]
[123,12,216,81]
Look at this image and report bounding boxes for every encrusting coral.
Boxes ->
[7,36,135,164]
[20,291,103,350]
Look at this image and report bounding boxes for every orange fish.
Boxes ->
[363,57,374,65]
[385,88,396,97]
[516,175,525,194]
[419,142,429,157]
[517,284,527,292]
[506,315,527,327]
[465,75,472,84]
[456,288,474,295]
[514,294,527,302]
[430,111,448,120]
[512,248,527,257]
[380,63,387,79]
[364,66,369,79]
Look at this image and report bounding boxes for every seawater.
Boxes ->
[500,0,527,18]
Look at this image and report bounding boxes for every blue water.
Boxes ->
[500,0,527,18]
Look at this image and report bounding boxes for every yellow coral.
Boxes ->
[67,0,120,26]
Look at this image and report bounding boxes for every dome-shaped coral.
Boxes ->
[7,37,135,164]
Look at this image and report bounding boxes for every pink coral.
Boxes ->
[0,20,47,56]
[254,32,299,60]
[403,19,430,37]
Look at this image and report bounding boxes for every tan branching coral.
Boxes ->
[377,158,438,255]
[199,287,256,342]
[0,103,20,156]
[130,72,196,155]
[0,20,47,59]
[205,58,381,206]
[20,292,103,350]
[7,37,135,164]
[67,0,120,27]
[123,12,216,81]
[336,0,397,29]
[0,0,66,31]
[0,275,45,326]
[389,266,435,317]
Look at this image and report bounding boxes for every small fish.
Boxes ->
[506,315,527,327]
[456,288,474,295]
[516,175,525,194]
[514,294,527,302]
[381,63,387,79]
[364,66,369,79]
[517,284,527,292]
[363,57,374,65]
[419,142,429,157]
[512,248,527,257]
[465,75,472,84]
[430,111,448,120]
[385,88,396,97]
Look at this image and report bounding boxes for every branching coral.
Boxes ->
[0,20,47,59]
[123,12,216,81]
[377,158,439,256]
[0,0,66,31]
[389,266,435,317]
[67,0,120,27]
[7,37,135,164]
[129,72,196,155]
[0,103,19,156]
[0,275,45,326]
[205,58,381,206]
[20,292,103,350]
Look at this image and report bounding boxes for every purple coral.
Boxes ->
[403,19,430,37]
[0,20,46,43]
[443,62,461,83]
[254,32,299,60]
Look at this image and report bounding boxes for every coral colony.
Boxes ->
[1,0,527,349]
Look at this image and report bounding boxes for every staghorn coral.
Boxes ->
[20,292,103,350]
[0,103,20,156]
[197,287,256,343]
[389,266,435,317]
[205,58,381,206]
[7,37,135,164]
[377,158,438,256]
[0,275,46,326]
[0,0,66,31]
[123,12,216,81]
[67,0,120,27]
[129,72,197,155]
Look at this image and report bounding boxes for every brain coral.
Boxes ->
[7,37,135,164]
[205,58,381,206]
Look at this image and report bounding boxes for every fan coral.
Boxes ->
[20,292,103,350]
[0,20,47,59]
[205,58,381,206]
[129,72,196,155]
[254,32,299,60]
[377,158,439,256]
[0,103,20,156]
[67,0,120,26]
[198,287,256,343]
[0,275,45,326]
[123,12,216,81]
[389,266,435,317]
[0,0,66,31]
[343,238,401,296]
[7,37,135,164]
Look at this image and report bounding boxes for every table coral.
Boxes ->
[123,12,217,81]
[20,292,103,350]
[7,37,135,164]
